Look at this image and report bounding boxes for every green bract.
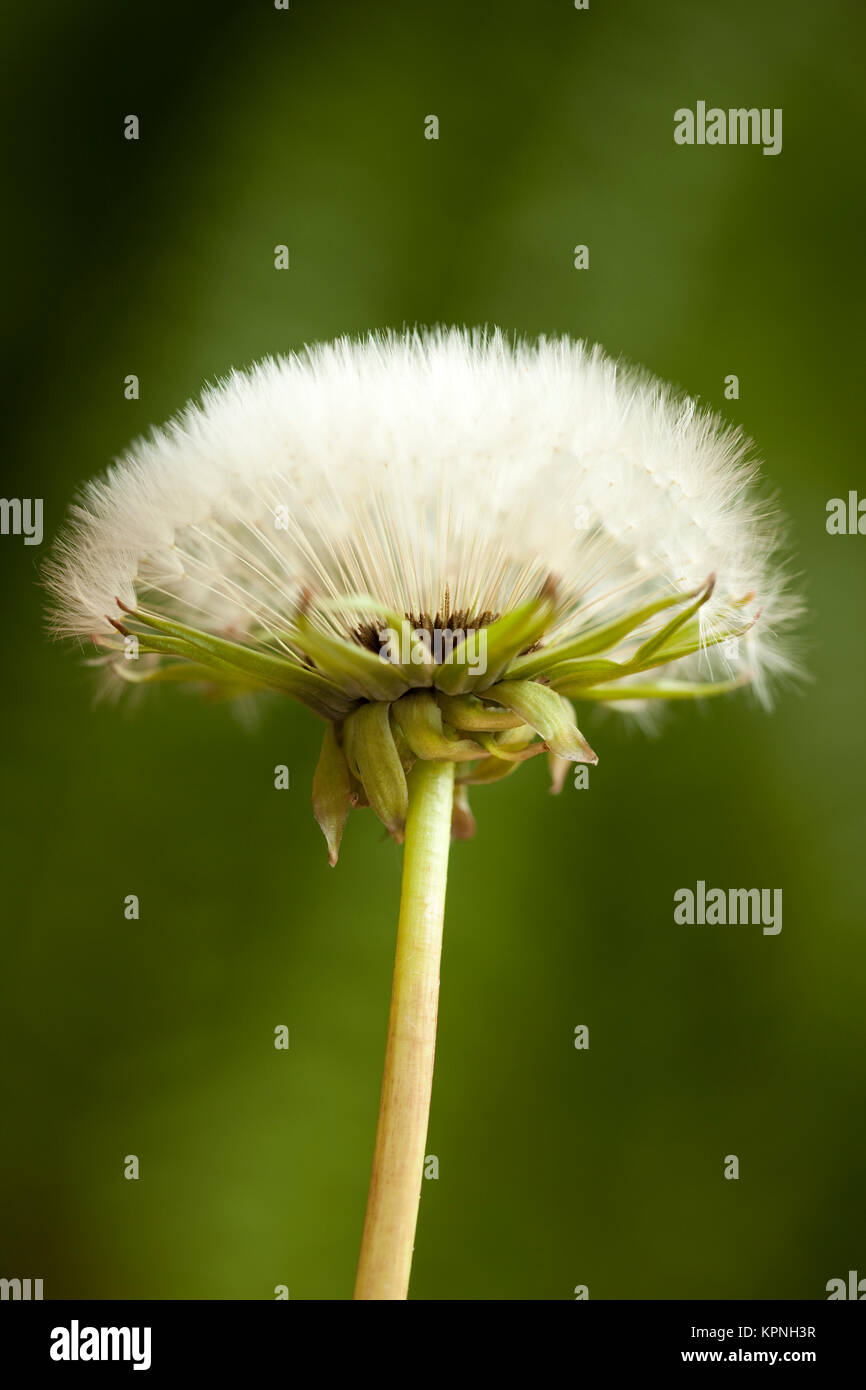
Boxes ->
[105,576,750,860]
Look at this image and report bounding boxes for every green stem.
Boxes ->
[354,758,455,1300]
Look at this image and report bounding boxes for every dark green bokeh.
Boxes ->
[2,0,864,1299]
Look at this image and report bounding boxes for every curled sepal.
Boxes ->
[495,725,542,755]
[436,692,525,732]
[434,580,557,695]
[389,718,417,775]
[456,739,547,784]
[342,701,409,841]
[451,784,476,840]
[548,752,571,795]
[392,691,485,761]
[484,680,598,764]
[312,723,353,866]
[475,729,537,762]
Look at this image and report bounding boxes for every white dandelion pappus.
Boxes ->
[46,327,797,720]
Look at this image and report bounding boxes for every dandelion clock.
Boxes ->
[46,328,799,1299]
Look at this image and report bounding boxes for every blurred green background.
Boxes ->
[2,0,864,1300]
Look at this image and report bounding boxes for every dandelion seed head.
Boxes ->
[46,327,800,707]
